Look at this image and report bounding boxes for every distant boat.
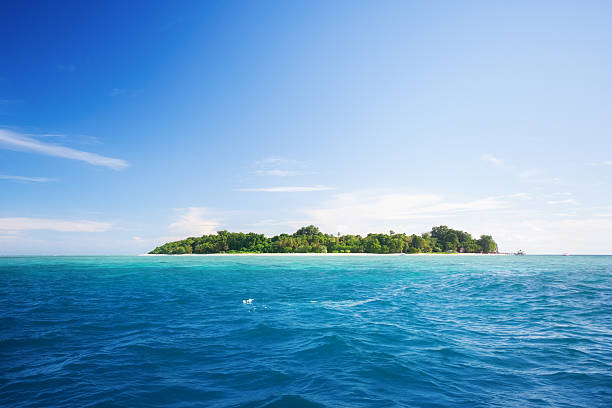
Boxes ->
[514,250,526,256]
[563,253,569,256]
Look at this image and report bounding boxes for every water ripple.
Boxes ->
[1,255,611,407]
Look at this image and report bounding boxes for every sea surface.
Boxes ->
[1,255,611,407]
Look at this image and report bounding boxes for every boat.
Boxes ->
[514,250,526,256]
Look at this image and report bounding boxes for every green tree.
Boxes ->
[294,225,320,237]
[477,235,497,253]
[149,225,497,255]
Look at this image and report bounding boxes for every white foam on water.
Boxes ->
[242,298,254,305]
[321,298,380,309]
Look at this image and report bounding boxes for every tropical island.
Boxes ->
[149,225,498,255]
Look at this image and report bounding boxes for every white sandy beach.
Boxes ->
[140,253,511,257]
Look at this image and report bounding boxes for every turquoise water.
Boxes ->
[1,255,611,407]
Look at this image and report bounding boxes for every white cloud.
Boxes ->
[482,155,561,184]
[169,207,221,236]
[546,198,578,205]
[0,217,112,233]
[105,207,222,251]
[0,129,129,170]
[481,154,504,166]
[585,161,612,166]
[479,218,612,254]
[0,174,56,182]
[255,157,288,166]
[236,186,334,192]
[255,169,302,177]
[298,191,529,235]
[517,169,560,184]
[253,157,304,177]
[288,189,610,253]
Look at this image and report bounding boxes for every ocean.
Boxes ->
[1,255,611,407]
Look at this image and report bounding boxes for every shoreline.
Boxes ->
[140,253,511,257]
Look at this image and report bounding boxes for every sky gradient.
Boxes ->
[1,1,612,254]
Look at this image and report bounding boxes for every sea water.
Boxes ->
[1,255,611,407]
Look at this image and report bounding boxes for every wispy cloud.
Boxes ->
[480,218,612,254]
[0,174,56,182]
[0,217,112,233]
[253,157,305,177]
[236,186,334,192]
[547,198,578,205]
[0,129,129,170]
[482,154,561,184]
[169,207,221,236]
[585,160,612,167]
[255,169,302,177]
[255,157,288,166]
[481,154,504,166]
[132,208,222,249]
[298,191,530,235]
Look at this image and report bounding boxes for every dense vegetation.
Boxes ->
[149,225,498,255]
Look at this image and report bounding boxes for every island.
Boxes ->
[149,225,498,255]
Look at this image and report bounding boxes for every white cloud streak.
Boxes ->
[0,174,56,182]
[482,154,561,184]
[547,199,578,205]
[253,157,304,177]
[480,218,612,254]
[298,191,530,235]
[481,154,505,166]
[0,129,129,170]
[281,190,610,253]
[236,186,334,192]
[0,217,112,233]
[169,207,221,236]
[255,169,302,177]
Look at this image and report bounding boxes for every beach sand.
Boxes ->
[140,252,510,257]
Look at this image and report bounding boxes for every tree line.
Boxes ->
[149,225,498,254]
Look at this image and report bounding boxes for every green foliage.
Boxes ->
[477,235,498,254]
[149,226,498,255]
[294,225,320,237]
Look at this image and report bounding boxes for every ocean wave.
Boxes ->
[1,255,611,407]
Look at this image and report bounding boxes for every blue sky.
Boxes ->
[1,1,611,254]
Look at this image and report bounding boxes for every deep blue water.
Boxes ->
[1,255,611,407]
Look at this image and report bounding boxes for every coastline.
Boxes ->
[140,253,511,257]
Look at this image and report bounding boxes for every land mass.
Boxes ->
[149,225,498,255]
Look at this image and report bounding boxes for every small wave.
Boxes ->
[321,298,380,309]
[242,298,254,305]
